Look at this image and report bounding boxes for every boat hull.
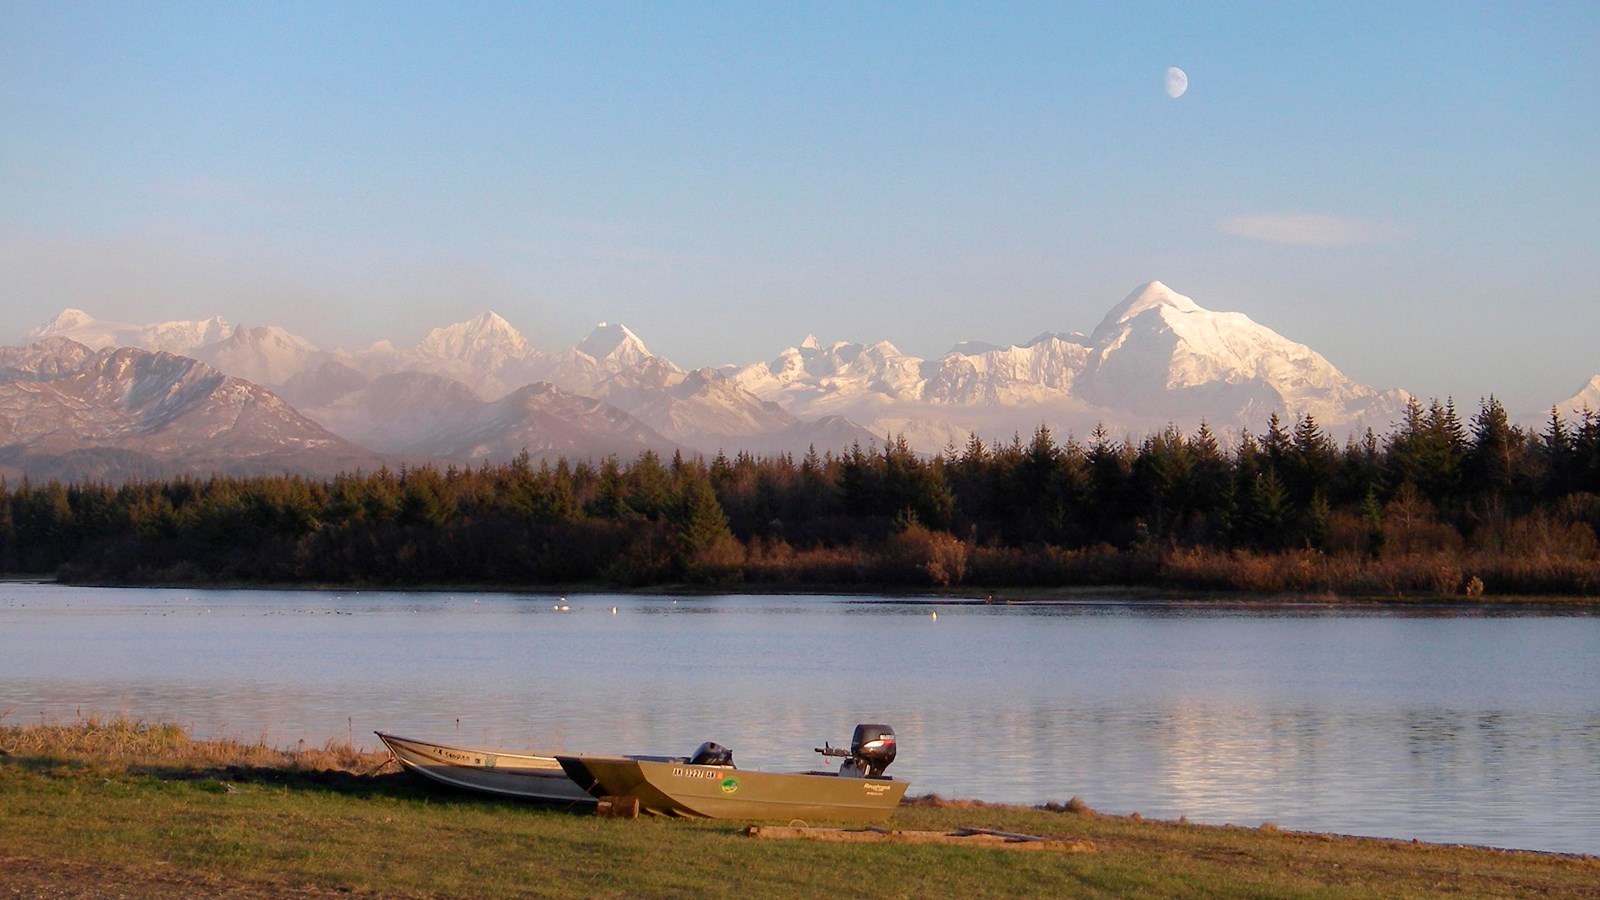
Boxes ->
[557,755,908,823]
[377,732,592,804]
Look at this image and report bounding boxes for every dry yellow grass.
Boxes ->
[0,713,386,775]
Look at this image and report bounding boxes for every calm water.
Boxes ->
[2,584,1597,856]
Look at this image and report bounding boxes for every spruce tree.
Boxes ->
[1287,414,1337,504]
[1242,469,1288,550]
[590,457,634,520]
[1184,422,1232,542]
[1538,407,1573,499]
[671,472,732,576]
[1465,396,1519,501]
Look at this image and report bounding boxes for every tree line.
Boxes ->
[3,396,1599,596]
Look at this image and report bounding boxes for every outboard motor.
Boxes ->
[849,724,897,777]
[688,740,734,767]
[816,723,897,778]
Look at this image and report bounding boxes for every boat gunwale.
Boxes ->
[377,731,594,804]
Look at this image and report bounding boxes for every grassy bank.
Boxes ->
[2,719,1596,898]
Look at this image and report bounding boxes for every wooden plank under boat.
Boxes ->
[376,731,593,805]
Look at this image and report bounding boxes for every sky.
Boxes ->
[3,1,1596,414]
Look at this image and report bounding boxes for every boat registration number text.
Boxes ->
[670,767,726,780]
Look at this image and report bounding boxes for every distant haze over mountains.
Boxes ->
[9,281,1593,481]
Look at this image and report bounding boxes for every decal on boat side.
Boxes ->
[720,777,740,795]
[863,783,892,795]
[670,767,727,780]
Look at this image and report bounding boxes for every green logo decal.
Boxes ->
[720,777,740,795]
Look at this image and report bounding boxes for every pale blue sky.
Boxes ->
[3,2,1596,413]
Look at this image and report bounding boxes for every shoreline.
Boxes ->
[7,716,1600,858]
[3,719,1598,897]
[18,573,1600,608]
[3,713,1596,861]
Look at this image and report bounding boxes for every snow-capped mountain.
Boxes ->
[1075,281,1405,425]
[15,308,884,469]
[407,310,548,391]
[727,337,926,410]
[577,322,653,371]
[9,280,1415,475]
[29,309,234,355]
[922,333,1092,405]
[340,311,548,399]
[727,281,1407,447]
[0,339,381,481]
[192,325,325,388]
[547,322,657,394]
[414,310,539,372]
[1554,375,1600,416]
[602,366,800,452]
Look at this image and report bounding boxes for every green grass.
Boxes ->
[3,719,1597,898]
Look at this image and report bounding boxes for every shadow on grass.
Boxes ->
[3,751,600,816]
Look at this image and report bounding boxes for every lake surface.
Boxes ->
[2,583,1597,855]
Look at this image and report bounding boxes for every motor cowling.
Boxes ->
[849,723,896,777]
[688,741,734,767]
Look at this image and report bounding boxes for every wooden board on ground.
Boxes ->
[744,824,1096,852]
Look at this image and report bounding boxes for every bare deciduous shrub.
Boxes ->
[883,524,968,586]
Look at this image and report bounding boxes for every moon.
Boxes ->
[1165,67,1188,99]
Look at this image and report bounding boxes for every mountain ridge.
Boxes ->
[14,281,1463,476]
[0,340,383,481]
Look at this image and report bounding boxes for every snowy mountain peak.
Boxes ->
[577,322,651,365]
[4,280,1413,471]
[226,324,318,352]
[193,325,322,386]
[30,308,97,336]
[27,308,233,354]
[1093,281,1202,338]
[464,310,517,334]
[1076,280,1404,427]
[416,310,533,360]
[1556,375,1600,414]
[863,339,906,359]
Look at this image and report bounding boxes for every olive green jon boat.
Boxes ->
[557,724,909,823]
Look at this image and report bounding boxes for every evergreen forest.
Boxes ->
[4,397,1600,597]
